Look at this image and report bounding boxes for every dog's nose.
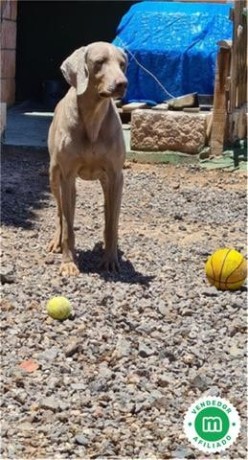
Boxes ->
[115,80,127,93]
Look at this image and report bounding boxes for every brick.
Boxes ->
[1,49,16,78]
[1,78,15,104]
[1,1,17,21]
[131,110,209,154]
[1,19,17,49]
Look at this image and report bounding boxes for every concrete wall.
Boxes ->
[1,0,17,105]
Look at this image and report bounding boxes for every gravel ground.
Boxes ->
[1,151,247,459]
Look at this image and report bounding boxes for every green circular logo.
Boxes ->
[195,407,230,442]
[184,397,241,454]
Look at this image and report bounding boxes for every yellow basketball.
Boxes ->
[205,248,247,290]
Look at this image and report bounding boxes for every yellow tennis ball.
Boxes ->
[46,296,72,320]
[205,248,247,291]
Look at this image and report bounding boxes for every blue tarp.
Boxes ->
[113,1,233,104]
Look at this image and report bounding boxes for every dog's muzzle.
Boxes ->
[99,80,127,98]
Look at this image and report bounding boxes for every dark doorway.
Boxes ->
[16,0,135,104]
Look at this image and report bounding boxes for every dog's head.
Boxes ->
[61,42,127,99]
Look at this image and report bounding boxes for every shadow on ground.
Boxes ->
[77,243,155,286]
[1,150,50,228]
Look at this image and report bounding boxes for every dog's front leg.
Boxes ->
[59,176,79,276]
[100,171,123,272]
[48,164,63,253]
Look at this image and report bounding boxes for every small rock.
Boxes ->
[172,182,180,190]
[196,248,211,256]
[1,264,15,284]
[44,254,55,265]
[203,286,218,296]
[75,434,89,446]
[76,323,87,334]
[19,422,33,432]
[47,377,62,389]
[158,437,170,453]
[39,397,61,412]
[159,349,176,362]
[148,390,164,404]
[199,147,210,159]
[93,440,114,457]
[136,322,154,334]
[1,273,15,284]
[41,347,59,361]
[138,342,155,358]
[71,383,87,391]
[65,341,81,357]
[118,401,135,414]
[6,444,17,457]
[59,401,70,411]
[153,396,168,409]
[127,373,140,385]
[172,447,195,458]
[90,379,108,393]
[189,371,210,391]
[182,354,194,365]
[39,424,53,434]
[204,386,221,397]
[157,299,167,316]
[13,390,27,405]
[229,344,243,358]
[98,365,112,380]
[1,264,15,277]
[174,213,183,220]
[229,318,246,336]
[157,374,173,387]
[57,413,68,422]
[114,336,131,359]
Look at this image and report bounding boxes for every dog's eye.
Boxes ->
[120,61,126,71]
[95,59,105,71]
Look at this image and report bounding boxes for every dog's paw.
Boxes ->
[59,262,80,276]
[100,255,120,273]
[47,239,62,254]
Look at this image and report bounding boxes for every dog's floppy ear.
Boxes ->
[60,47,89,96]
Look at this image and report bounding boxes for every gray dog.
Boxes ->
[48,42,127,276]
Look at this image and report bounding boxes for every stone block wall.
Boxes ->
[1,0,17,105]
[131,109,212,154]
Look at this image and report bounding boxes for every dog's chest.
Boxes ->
[77,168,103,180]
[76,141,109,181]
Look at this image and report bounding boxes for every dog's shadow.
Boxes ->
[77,242,155,286]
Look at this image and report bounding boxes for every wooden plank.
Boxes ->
[210,47,231,156]
[183,107,200,113]
[217,40,232,49]
[229,0,247,111]
[238,2,247,107]
[152,103,169,111]
[229,3,238,111]
[121,102,148,112]
[166,92,198,110]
